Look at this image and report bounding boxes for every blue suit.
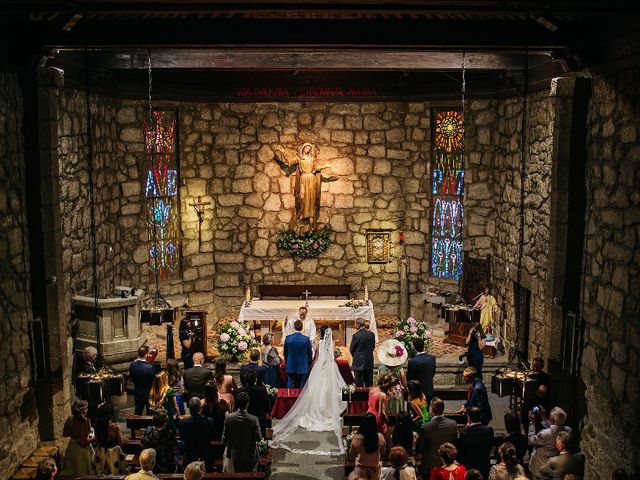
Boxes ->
[283,332,312,388]
[129,359,156,415]
[464,378,493,426]
[406,351,436,400]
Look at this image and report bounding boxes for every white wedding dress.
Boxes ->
[271,328,347,455]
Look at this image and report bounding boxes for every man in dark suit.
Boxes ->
[222,391,262,473]
[235,370,271,437]
[461,367,493,426]
[349,317,376,387]
[457,407,494,479]
[184,352,213,401]
[539,431,584,480]
[284,319,313,388]
[240,349,267,386]
[406,338,436,402]
[129,345,156,415]
[178,397,217,471]
[416,397,459,479]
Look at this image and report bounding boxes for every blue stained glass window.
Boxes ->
[431,110,464,280]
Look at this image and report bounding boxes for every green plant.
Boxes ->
[276,226,333,260]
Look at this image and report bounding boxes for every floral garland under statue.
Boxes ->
[276,225,333,260]
[393,315,433,357]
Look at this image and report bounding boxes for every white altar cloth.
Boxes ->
[238,299,377,341]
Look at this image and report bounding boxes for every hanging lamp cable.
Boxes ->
[83,48,101,357]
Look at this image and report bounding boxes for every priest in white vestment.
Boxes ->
[284,306,317,354]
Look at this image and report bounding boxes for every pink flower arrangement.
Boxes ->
[409,326,418,333]
[407,317,417,326]
[393,314,433,356]
[394,345,405,357]
[231,321,240,328]
[219,333,230,343]
[216,320,259,361]
[237,341,248,351]
[395,330,405,337]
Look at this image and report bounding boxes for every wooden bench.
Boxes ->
[258,284,351,299]
[125,415,272,438]
[57,475,266,480]
[342,386,469,404]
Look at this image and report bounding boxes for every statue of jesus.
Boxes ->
[275,143,332,235]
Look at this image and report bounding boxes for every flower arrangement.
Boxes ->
[339,299,368,308]
[216,320,259,362]
[276,226,333,260]
[257,439,269,456]
[265,385,279,397]
[343,433,355,450]
[393,315,433,357]
[341,384,356,399]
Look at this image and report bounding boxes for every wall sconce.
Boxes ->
[189,196,211,244]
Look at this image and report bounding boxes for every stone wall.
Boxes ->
[491,92,555,357]
[579,64,640,478]
[0,72,39,479]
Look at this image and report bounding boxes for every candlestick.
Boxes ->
[245,286,251,303]
[364,286,369,302]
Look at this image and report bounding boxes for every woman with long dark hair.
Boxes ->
[488,442,525,480]
[465,322,486,376]
[201,380,225,439]
[214,359,236,412]
[348,413,386,480]
[392,411,416,460]
[166,358,185,415]
[93,403,128,475]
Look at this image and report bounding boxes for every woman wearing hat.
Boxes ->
[377,339,408,414]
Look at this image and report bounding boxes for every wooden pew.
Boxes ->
[126,415,272,438]
[57,475,265,480]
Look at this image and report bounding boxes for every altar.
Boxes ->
[238,299,377,345]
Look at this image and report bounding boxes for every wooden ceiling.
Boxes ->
[2,1,638,99]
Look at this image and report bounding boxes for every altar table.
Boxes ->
[270,388,368,418]
[238,299,377,343]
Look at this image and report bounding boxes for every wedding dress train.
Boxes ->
[271,328,347,455]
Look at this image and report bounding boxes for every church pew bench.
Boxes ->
[126,415,272,438]
[343,386,469,403]
[57,475,266,480]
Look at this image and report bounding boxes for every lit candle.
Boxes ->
[364,286,369,302]
[245,286,251,303]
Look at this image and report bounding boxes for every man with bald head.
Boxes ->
[125,448,159,480]
[184,352,213,402]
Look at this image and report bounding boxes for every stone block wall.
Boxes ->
[579,64,640,478]
[0,72,39,479]
[491,91,555,357]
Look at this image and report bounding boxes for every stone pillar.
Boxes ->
[34,67,72,441]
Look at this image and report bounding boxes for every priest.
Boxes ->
[284,306,317,354]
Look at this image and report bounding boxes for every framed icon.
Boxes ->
[366,230,391,264]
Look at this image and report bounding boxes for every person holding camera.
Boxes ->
[464,323,487,377]
[179,317,197,369]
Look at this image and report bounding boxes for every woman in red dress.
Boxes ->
[429,443,467,480]
[367,373,399,435]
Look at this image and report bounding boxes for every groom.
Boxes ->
[284,319,313,389]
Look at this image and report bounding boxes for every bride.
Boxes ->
[271,326,347,455]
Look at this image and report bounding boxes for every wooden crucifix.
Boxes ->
[189,196,211,244]
[303,289,311,308]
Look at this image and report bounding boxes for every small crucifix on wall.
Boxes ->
[189,196,211,245]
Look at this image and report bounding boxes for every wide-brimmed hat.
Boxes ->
[377,339,408,367]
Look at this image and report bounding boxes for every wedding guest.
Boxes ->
[539,431,584,480]
[125,448,158,480]
[457,406,494,479]
[166,359,185,415]
[141,409,177,474]
[381,446,418,480]
[528,407,572,479]
[503,412,528,464]
[215,359,237,412]
[36,458,57,480]
[222,392,262,473]
[61,400,95,475]
[465,469,484,480]
[235,370,271,437]
[149,371,179,431]
[261,333,281,387]
[179,316,196,369]
[93,403,128,475]
[201,380,226,437]
[129,346,156,415]
[408,380,429,428]
[429,443,467,480]
[392,411,418,462]
[460,367,492,426]
[367,373,399,434]
[240,348,266,386]
[77,346,100,374]
[179,398,217,471]
[377,339,408,414]
[348,413,386,480]
[350,317,376,387]
[184,352,213,402]
[406,337,436,403]
[417,397,458,479]
[488,442,525,480]
[183,461,205,480]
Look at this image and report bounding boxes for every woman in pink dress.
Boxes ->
[367,373,399,435]
[214,359,237,412]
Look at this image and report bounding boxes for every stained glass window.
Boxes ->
[144,110,180,279]
[431,110,464,280]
